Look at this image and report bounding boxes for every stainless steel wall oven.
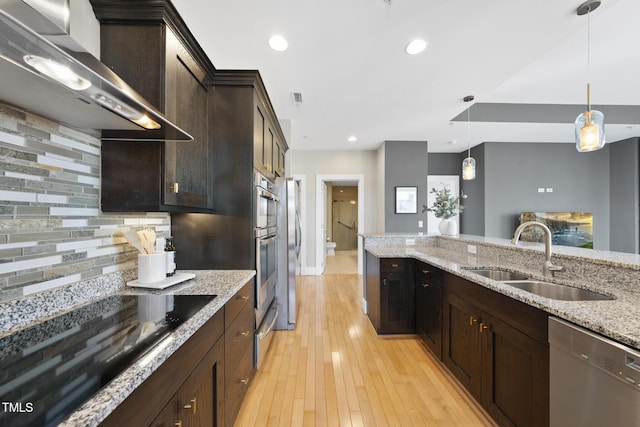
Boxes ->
[254,172,278,368]
[255,172,277,231]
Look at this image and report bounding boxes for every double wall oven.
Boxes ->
[254,172,278,368]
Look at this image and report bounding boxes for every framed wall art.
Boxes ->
[395,186,417,214]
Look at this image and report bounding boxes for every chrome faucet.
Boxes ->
[511,221,565,276]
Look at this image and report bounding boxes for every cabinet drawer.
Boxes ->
[225,280,254,327]
[225,299,255,379]
[415,262,443,287]
[225,344,253,427]
[380,258,412,273]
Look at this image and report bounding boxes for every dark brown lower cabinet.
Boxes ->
[150,339,223,427]
[365,252,415,334]
[443,273,549,427]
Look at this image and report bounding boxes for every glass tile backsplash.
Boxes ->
[0,103,170,302]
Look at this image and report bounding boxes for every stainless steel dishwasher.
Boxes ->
[549,317,640,427]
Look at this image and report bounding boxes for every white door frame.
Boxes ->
[315,174,365,275]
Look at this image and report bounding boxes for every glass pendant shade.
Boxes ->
[575,109,605,152]
[462,156,476,180]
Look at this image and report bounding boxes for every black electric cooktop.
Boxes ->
[0,294,216,427]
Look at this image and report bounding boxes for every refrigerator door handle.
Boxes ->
[294,210,302,258]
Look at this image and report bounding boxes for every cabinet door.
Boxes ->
[442,291,482,399]
[481,313,549,427]
[164,29,211,210]
[415,262,443,359]
[273,139,285,177]
[416,282,442,359]
[254,101,270,177]
[149,395,180,427]
[380,259,415,333]
[178,335,225,427]
[264,125,274,178]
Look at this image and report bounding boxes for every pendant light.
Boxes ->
[462,95,476,180]
[575,0,605,152]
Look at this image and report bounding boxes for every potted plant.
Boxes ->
[422,187,465,235]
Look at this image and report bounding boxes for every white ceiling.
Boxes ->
[172,0,640,153]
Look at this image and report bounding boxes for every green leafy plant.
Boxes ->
[422,187,464,219]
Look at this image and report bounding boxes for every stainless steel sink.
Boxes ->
[464,268,529,281]
[501,280,614,301]
[463,267,614,301]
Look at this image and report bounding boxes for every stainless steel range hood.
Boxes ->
[0,2,193,141]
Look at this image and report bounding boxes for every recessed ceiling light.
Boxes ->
[405,39,427,55]
[348,136,357,142]
[268,35,288,52]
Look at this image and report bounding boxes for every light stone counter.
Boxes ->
[0,269,255,427]
[362,233,640,350]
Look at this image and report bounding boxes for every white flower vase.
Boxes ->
[438,218,458,236]
[437,219,449,235]
[446,219,458,236]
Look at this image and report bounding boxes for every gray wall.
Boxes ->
[481,142,611,250]
[384,141,428,232]
[460,145,485,236]
[428,153,459,175]
[609,137,639,253]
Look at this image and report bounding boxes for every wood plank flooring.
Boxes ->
[234,272,496,426]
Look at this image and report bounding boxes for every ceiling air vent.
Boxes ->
[291,92,303,106]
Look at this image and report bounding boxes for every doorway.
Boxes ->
[315,175,365,276]
[330,185,358,251]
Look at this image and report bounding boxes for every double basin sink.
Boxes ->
[464,268,613,301]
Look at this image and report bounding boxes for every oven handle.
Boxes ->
[259,234,277,245]
[258,188,278,202]
[256,303,279,340]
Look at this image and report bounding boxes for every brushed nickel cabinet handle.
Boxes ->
[469,316,477,326]
[240,331,251,337]
[391,263,399,268]
[169,182,179,193]
[175,421,182,427]
[421,269,430,274]
[422,283,430,288]
[383,278,387,286]
[480,323,488,333]
[240,378,249,384]
[239,294,250,300]
[183,398,197,415]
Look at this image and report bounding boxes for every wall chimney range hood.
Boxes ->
[0,3,193,141]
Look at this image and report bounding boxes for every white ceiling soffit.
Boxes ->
[172,0,639,153]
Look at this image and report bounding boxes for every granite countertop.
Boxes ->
[0,270,255,427]
[365,244,640,351]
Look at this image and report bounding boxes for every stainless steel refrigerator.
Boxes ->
[274,177,301,330]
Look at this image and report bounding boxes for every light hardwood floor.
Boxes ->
[234,272,496,426]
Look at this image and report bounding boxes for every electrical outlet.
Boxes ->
[405,239,415,246]
[418,220,424,228]
[467,244,477,254]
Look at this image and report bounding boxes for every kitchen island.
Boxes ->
[0,269,255,427]
[363,233,640,427]
[362,233,640,350]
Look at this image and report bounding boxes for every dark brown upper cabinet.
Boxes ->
[92,0,215,212]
